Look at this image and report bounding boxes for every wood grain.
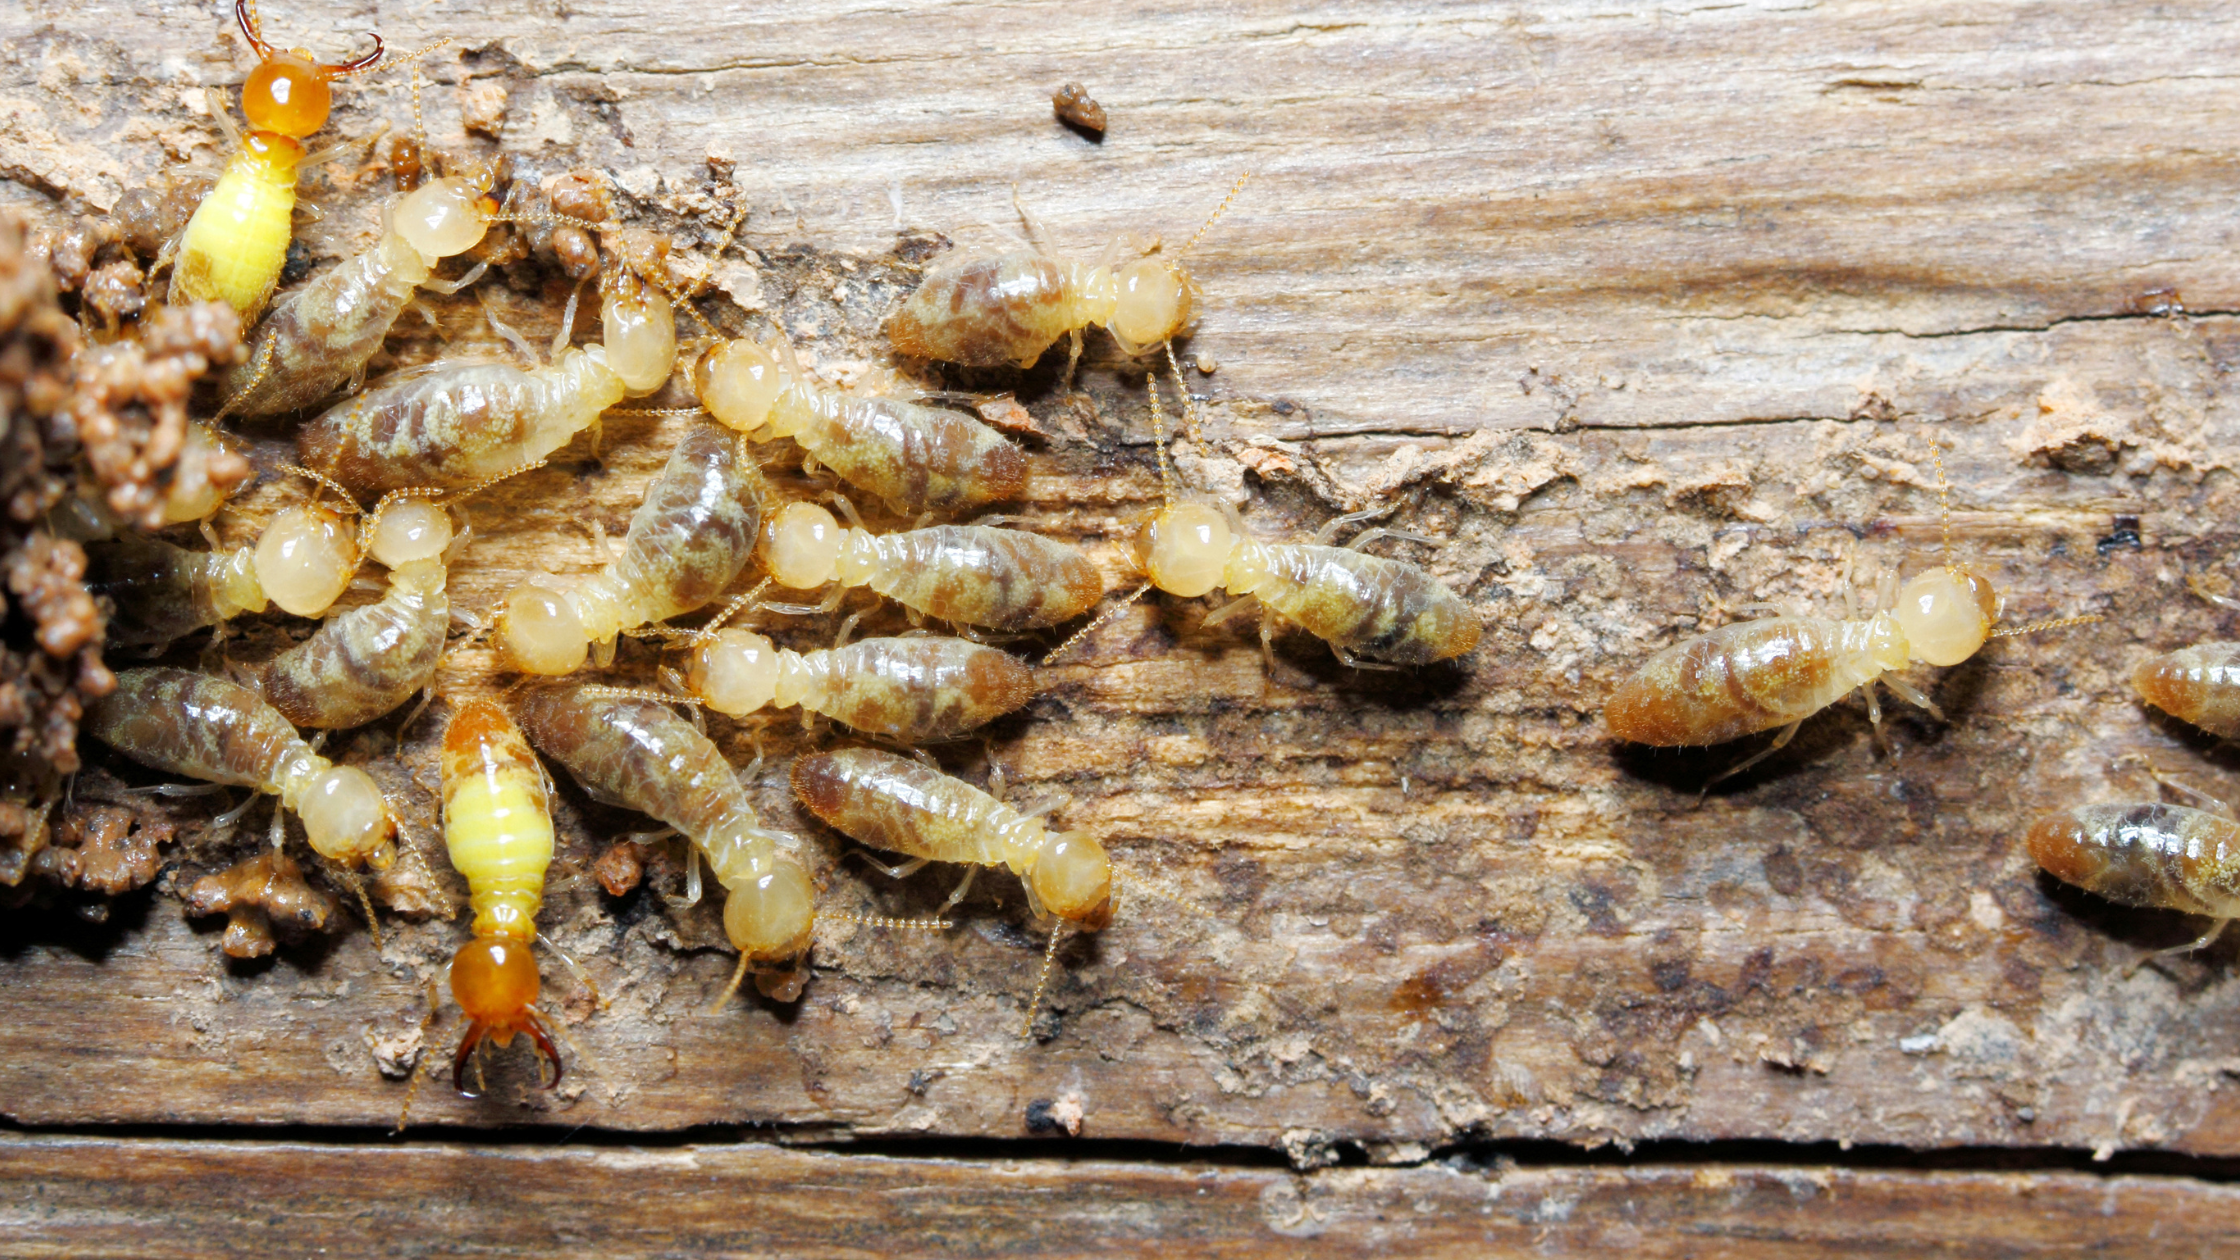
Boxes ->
[9,1132,2240,1259]
[4,0,2240,1188]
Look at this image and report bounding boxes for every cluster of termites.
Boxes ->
[42,0,2203,1122]
[45,0,1486,1113]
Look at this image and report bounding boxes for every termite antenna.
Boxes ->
[608,406,711,418]
[1164,343,1207,454]
[1178,172,1252,260]
[701,579,773,636]
[337,866,385,950]
[577,684,704,709]
[393,980,443,1134]
[278,462,364,513]
[1927,439,1956,574]
[1041,582,1151,666]
[707,951,754,1014]
[1990,613,2103,639]
[1018,926,1069,1038]
[824,912,955,931]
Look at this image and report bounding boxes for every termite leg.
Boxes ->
[1704,719,1804,793]
[936,866,980,916]
[1880,673,1944,721]
[2129,918,2234,978]
[2115,754,2237,819]
[1199,595,1259,629]
[1334,645,1403,673]
[1727,602,1794,622]
[1314,506,1391,546]
[1862,683,1889,756]
[848,851,931,882]
[420,262,490,296]
[537,933,605,1009]
[1346,526,1443,553]
[2186,574,2240,614]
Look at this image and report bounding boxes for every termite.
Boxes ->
[2027,759,2240,960]
[790,746,1111,1033]
[219,175,497,417]
[512,686,815,994]
[167,0,385,322]
[688,335,1025,514]
[261,498,457,729]
[83,666,396,869]
[675,604,1036,743]
[888,176,1249,377]
[495,424,766,676]
[440,699,563,1093]
[293,261,677,496]
[1604,447,2096,781]
[1060,355,1479,668]
[88,492,362,646]
[2131,580,2240,738]
[757,498,1103,632]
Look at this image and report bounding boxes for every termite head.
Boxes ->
[363,498,454,568]
[684,628,781,716]
[1031,831,1114,932]
[721,853,817,963]
[600,269,678,395]
[496,581,589,676]
[1894,567,2000,668]
[1106,257,1196,357]
[694,339,794,436]
[449,936,562,1095]
[1133,502,1233,598]
[393,177,492,260]
[297,765,396,870]
[233,0,383,140]
[761,501,846,589]
[254,503,358,616]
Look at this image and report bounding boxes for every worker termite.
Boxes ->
[167,0,385,322]
[439,700,563,1093]
[1056,355,1480,668]
[687,335,1026,515]
[2130,580,2240,738]
[88,491,362,646]
[1604,447,2097,781]
[790,746,1112,1034]
[219,175,498,417]
[83,666,396,869]
[293,261,674,496]
[757,499,1103,632]
[513,686,815,997]
[887,175,1249,376]
[261,498,458,729]
[673,602,1037,743]
[495,423,767,676]
[2027,760,2240,960]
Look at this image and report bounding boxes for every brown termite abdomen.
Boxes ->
[2029,803,2240,925]
[220,176,498,417]
[83,666,396,869]
[685,630,1035,743]
[497,424,767,675]
[262,555,448,729]
[887,177,1247,372]
[692,337,1025,515]
[759,501,1102,632]
[513,686,815,979]
[2136,643,2240,738]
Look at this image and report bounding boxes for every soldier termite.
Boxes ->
[666,595,1037,743]
[513,686,816,998]
[686,335,1026,515]
[2027,758,2240,962]
[219,175,499,418]
[495,423,767,676]
[2132,579,2240,738]
[757,498,1103,632]
[83,666,396,870]
[439,700,563,1093]
[167,0,385,322]
[790,746,1113,1035]
[887,175,1249,379]
[1049,354,1480,669]
[1604,445,2098,783]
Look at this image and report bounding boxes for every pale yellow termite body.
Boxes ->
[758,501,1103,632]
[684,631,1035,744]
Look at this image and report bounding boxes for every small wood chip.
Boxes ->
[1052,82,1107,135]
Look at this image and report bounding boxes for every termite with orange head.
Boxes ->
[790,746,1112,1035]
[439,700,563,1094]
[512,686,817,1000]
[887,175,1250,381]
[1051,355,1480,669]
[1604,445,2099,783]
[2027,759,2240,963]
[168,0,385,323]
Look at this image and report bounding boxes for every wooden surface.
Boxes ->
[8,0,2240,1250]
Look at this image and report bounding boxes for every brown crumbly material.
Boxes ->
[61,300,244,527]
[592,838,650,896]
[185,851,336,958]
[1051,82,1107,134]
[47,800,173,895]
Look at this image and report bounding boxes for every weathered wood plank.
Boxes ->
[1,0,2239,1167]
[8,1132,2240,1259]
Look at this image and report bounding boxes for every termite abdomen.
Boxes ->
[2134,642,2240,738]
[2026,803,2240,919]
